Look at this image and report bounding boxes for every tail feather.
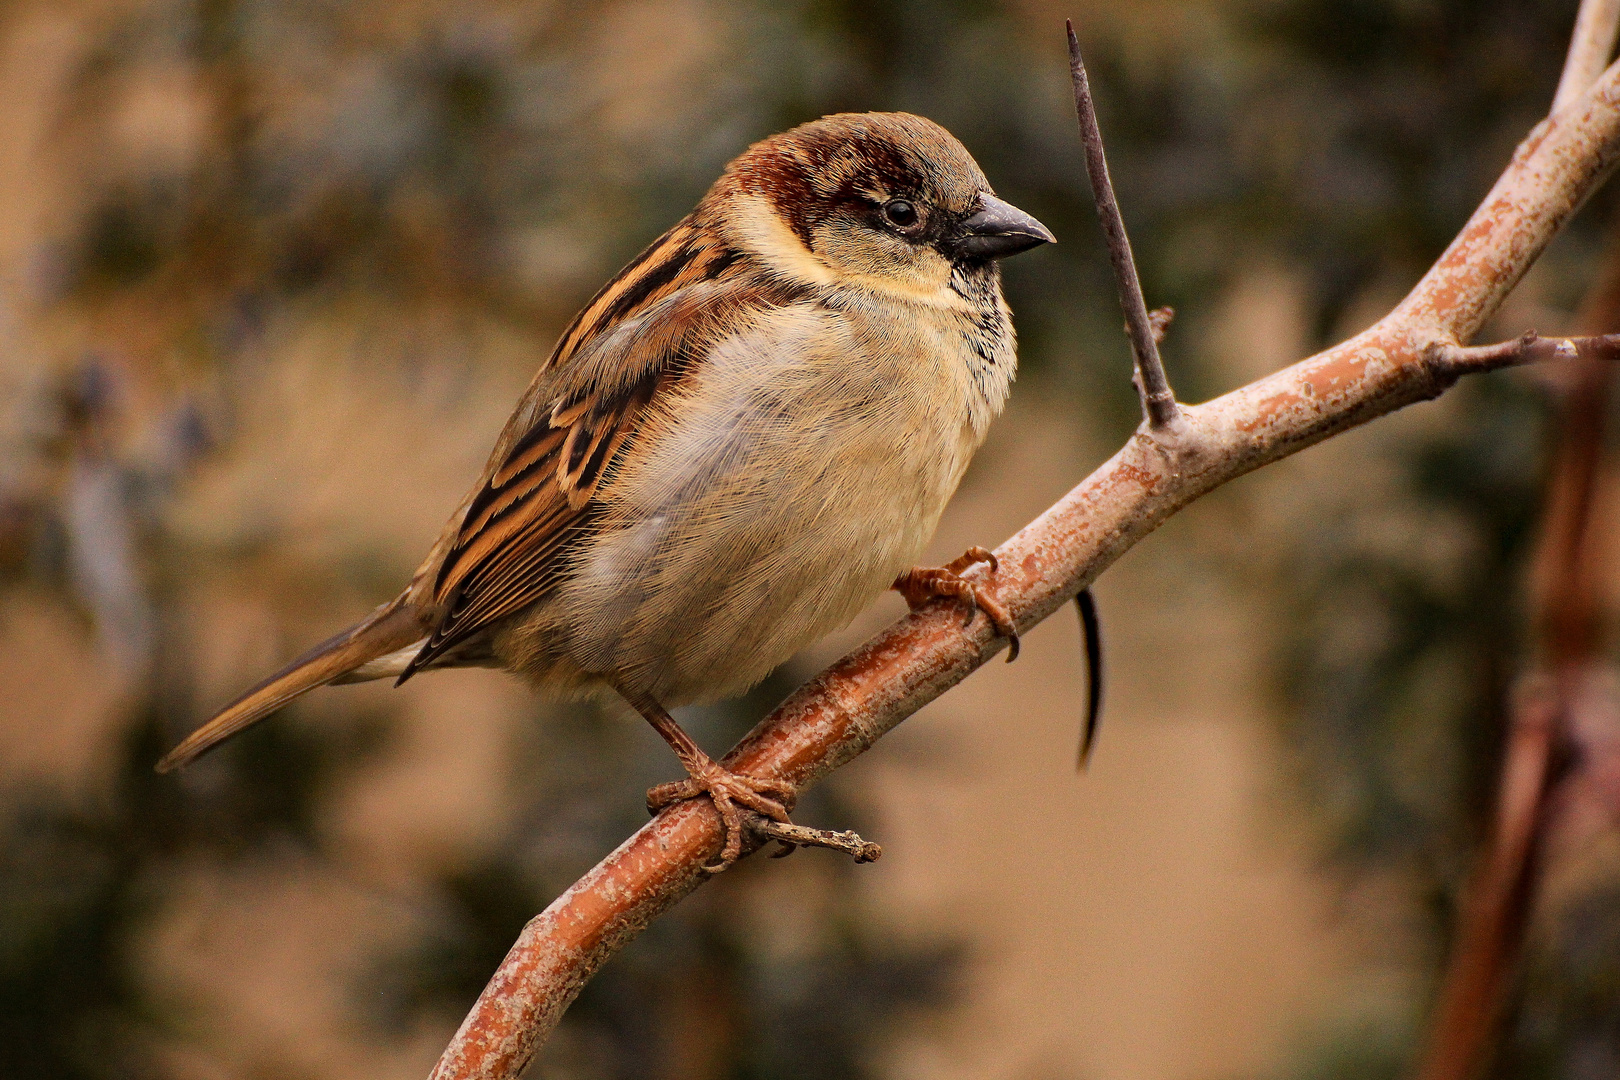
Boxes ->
[156,598,427,773]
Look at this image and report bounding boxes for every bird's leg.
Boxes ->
[893,545,1021,661]
[625,691,797,872]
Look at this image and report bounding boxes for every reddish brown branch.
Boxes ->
[1413,88,1620,1077]
[1409,360,1610,1078]
[1414,685,1568,1080]
[428,50,1620,1080]
[1538,237,1620,664]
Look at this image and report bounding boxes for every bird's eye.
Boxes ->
[883,199,918,228]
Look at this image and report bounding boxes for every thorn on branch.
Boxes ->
[751,816,882,863]
[1067,20,1180,431]
[1075,587,1105,769]
[1148,306,1175,345]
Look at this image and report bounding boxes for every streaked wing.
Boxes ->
[402,219,803,677]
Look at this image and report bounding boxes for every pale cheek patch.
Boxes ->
[725,193,837,288]
[814,219,956,302]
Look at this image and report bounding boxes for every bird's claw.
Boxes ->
[945,545,999,576]
[893,546,1021,661]
[647,765,797,872]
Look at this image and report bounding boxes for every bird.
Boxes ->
[157,111,1058,870]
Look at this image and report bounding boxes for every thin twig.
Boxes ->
[1425,332,1620,378]
[1066,20,1180,431]
[753,818,882,863]
[427,46,1620,1080]
[1555,0,1620,112]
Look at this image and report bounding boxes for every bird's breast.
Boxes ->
[554,293,1013,704]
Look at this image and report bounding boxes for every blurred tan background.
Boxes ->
[1,1,1616,1078]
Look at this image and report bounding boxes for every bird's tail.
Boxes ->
[155,597,428,773]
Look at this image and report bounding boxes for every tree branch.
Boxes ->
[1425,331,1620,377]
[1414,682,1568,1080]
[427,46,1620,1080]
[1066,21,1181,431]
[1413,146,1620,1080]
[752,817,882,862]
[1555,0,1620,112]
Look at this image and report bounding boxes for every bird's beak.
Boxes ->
[949,193,1055,260]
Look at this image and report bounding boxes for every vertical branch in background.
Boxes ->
[1537,249,1620,668]
[1557,0,1620,112]
[1066,21,1180,431]
[1412,178,1620,1080]
[1412,687,1566,1080]
[1416,10,1620,1073]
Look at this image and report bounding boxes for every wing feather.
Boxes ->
[400,220,815,678]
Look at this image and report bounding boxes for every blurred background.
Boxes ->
[1,0,1617,1077]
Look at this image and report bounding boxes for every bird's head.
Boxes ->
[706,111,1053,294]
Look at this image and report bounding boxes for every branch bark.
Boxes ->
[1556,0,1620,112]
[428,54,1620,1080]
[1414,684,1566,1080]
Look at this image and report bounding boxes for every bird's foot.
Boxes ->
[647,763,797,873]
[893,545,1021,661]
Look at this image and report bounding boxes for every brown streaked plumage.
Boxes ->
[158,112,1058,870]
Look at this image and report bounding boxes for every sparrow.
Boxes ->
[158,111,1059,870]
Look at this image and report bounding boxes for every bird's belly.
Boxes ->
[553,401,972,705]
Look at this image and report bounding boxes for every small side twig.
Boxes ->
[1554,0,1620,112]
[1067,20,1180,431]
[752,817,882,863]
[1425,331,1620,379]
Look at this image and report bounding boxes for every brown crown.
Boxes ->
[706,112,991,248]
